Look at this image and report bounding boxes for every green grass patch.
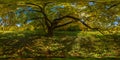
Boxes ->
[54,31,80,36]
[0,30,120,58]
[1,57,120,60]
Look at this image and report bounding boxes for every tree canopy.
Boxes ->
[0,0,120,36]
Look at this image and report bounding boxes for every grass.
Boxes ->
[1,57,120,60]
[0,30,120,59]
[54,30,103,37]
[52,58,120,60]
[0,30,102,37]
[54,31,80,36]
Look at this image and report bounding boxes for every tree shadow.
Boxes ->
[0,31,120,58]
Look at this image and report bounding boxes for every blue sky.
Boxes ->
[16,23,21,27]
[89,1,95,6]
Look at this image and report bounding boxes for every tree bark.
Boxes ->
[47,27,54,37]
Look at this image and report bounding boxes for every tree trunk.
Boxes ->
[47,28,54,37]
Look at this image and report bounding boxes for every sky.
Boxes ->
[89,1,95,6]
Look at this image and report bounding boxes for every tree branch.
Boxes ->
[53,15,70,22]
[26,2,52,25]
[53,21,73,29]
[45,19,51,29]
[43,2,53,10]
[69,16,92,29]
[108,2,120,10]
[42,11,52,24]
[42,2,53,25]
[30,17,43,20]
[54,15,93,29]
[26,3,42,11]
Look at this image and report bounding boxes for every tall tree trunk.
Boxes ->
[47,27,54,37]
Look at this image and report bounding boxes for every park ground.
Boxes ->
[0,30,120,60]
